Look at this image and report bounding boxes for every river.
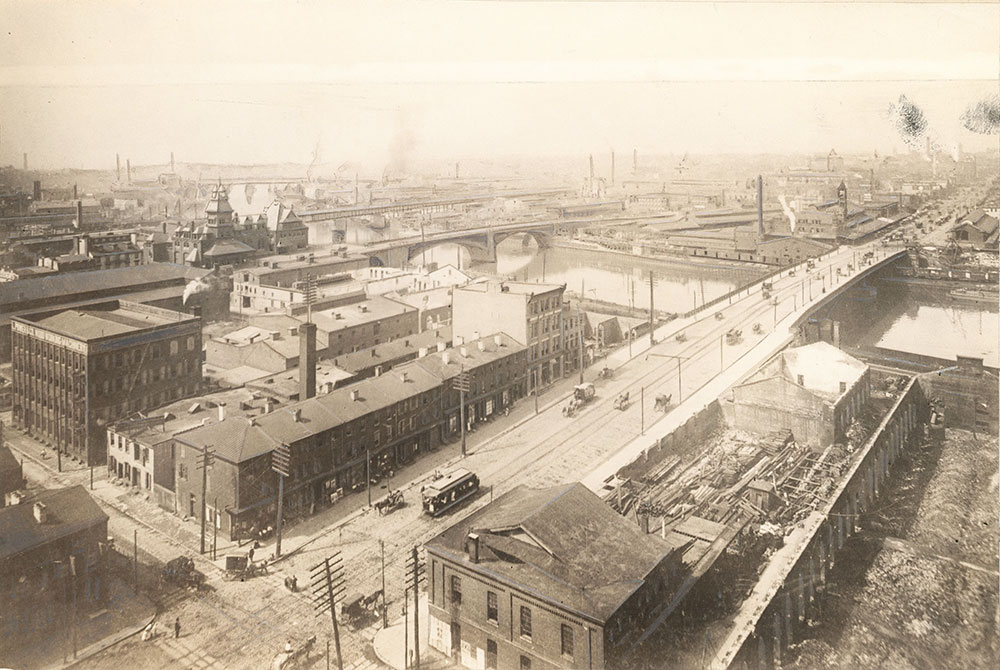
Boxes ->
[421,239,763,313]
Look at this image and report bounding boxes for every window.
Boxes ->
[451,575,462,604]
[561,624,574,658]
[520,656,531,670]
[170,340,179,355]
[486,639,497,670]
[519,606,532,639]
[487,591,498,624]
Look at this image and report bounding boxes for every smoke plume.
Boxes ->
[778,195,796,233]
[183,277,211,305]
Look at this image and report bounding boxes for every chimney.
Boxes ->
[442,351,451,365]
[299,322,317,400]
[455,162,460,180]
[32,180,41,201]
[22,153,27,171]
[400,371,409,383]
[633,148,637,174]
[218,404,225,422]
[371,348,377,358]
[116,153,121,181]
[126,159,132,183]
[292,408,302,422]
[418,347,428,358]
[170,151,175,172]
[756,175,764,239]
[493,334,502,347]
[76,200,83,230]
[839,381,847,393]
[465,532,480,563]
[797,374,804,386]
[436,342,446,352]
[265,397,276,413]
[456,335,465,346]
[73,184,78,199]
[473,330,480,341]
[375,365,383,376]
[33,501,48,524]
[322,381,334,394]
[350,389,360,401]
[478,341,485,352]
[461,346,469,358]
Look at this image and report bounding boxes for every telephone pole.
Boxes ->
[648,270,656,345]
[272,442,292,558]
[406,547,426,670]
[454,367,471,456]
[311,553,345,670]
[578,310,585,383]
[197,446,214,554]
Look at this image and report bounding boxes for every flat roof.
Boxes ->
[16,300,196,342]
[312,295,416,331]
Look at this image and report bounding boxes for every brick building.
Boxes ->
[311,296,420,357]
[11,300,202,465]
[732,341,871,449]
[0,486,109,649]
[170,332,526,541]
[424,483,687,670]
[453,280,570,391]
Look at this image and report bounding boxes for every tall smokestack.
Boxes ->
[116,153,121,181]
[299,321,317,400]
[170,151,175,172]
[73,184,78,200]
[76,200,83,229]
[32,180,41,201]
[22,153,27,170]
[756,175,764,239]
[126,159,131,183]
[611,151,615,186]
[455,162,460,179]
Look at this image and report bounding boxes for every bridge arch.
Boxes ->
[493,229,552,249]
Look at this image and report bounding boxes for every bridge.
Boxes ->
[297,188,573,223]
[361,220,558,266]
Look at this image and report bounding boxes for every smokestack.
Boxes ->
[589,154,594,182]
[170,151,175,172]
[116,153,121,181]
[299,321,317,400]
[22,153,27,170]
[126,159,132,183]
[633,148,637,174]
[73,184,78,200]
[75,200,83,230]
[32,180,41,201]
[756,175,764,239]
[611,151,615,186]
[455,162,460,180]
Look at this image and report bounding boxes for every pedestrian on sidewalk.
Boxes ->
[174,617,181,639]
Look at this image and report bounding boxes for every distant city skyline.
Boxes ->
[0,1,996,170]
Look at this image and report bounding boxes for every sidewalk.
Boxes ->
[372,593,451,670]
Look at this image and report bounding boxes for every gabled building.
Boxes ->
[953,209,999,249]
[732,341,871,449]
[425,482,688,670]
[263,201,309,253]
[170,185,272,268]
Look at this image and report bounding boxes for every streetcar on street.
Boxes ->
[422,468,480,517]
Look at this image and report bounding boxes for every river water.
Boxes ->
[422,240,762,313]
[835,278,999,368]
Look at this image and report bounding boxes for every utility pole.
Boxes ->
[197,445,214,555]
[720,334,724,371]
[133,529,138,593]
[420,219,427,267]
[272,442,292,558]
[578,311,585,383]
[366,447,372,507]
[380,540,388,628]
[311,554,344,670]
[648,270,655,345]
[70,555,78,659]
[533,369,539,414]
[454,367,471,456]
[641,387,645,435]
[213,497,218,561]
[406,547,426,670]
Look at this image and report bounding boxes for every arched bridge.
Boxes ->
[363,221,556,267]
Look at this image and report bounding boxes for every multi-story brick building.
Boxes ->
[453,280,569,391]
[170,332,526,541]
[424,483,687,670]
[311,295,420,357]
[11,300,202,465]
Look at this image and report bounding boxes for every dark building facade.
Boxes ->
[11,300,202,465]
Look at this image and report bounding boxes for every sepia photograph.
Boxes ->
[0,1,997,669]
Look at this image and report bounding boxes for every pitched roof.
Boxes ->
[0,486,107,561]
[426,483,685,622]
[174,415,280,464]
[203,238,255,257]
[781,341,867,400]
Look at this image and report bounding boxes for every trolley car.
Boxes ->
[422,469,480,517]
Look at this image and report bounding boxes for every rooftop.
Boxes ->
[406,332,524,382]
[425,483,685,622]
[15,300,196,342]
[455,279,565,297]
[0,486,107,562]
[331,326,452,374]
[312,295,416,332]
[781,341,867,400]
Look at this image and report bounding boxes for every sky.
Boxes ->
[0,1,997,170]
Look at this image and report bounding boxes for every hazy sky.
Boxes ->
[1,1,997,170]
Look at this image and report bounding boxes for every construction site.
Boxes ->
[593,364,924,669]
